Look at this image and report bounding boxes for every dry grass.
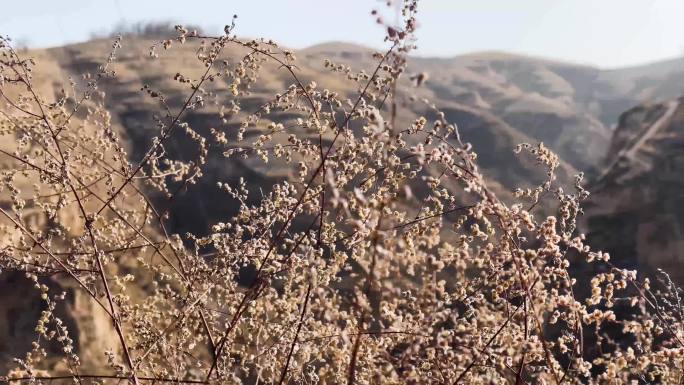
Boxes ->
[1,2,683,384]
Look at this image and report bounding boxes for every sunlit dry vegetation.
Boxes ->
[0,1,683,384]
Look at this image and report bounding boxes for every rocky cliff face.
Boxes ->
[584,98,684,283]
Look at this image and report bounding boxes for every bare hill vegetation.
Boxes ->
[1,3,684,384]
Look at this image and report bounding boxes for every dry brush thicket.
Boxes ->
[1,2,683,384]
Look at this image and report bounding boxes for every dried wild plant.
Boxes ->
[0,1,683,384]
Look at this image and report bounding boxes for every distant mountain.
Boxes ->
[308,43,684,172]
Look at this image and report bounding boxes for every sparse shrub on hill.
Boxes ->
[92,21,206,40]
[0,1,683,384]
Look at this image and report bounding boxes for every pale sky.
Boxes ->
[1,0,682,69]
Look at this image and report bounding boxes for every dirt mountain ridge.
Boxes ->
[23,35,684,238]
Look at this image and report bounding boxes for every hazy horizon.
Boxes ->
[2,0,684,69]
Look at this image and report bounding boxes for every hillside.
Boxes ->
[29,37,684,238]
[37,37,587,236]
[584,97,684,283]
[3,36,684,265]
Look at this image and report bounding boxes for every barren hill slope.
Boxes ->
[33,37,584,236]
[584,97,684,283]
[16,36,684,238]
